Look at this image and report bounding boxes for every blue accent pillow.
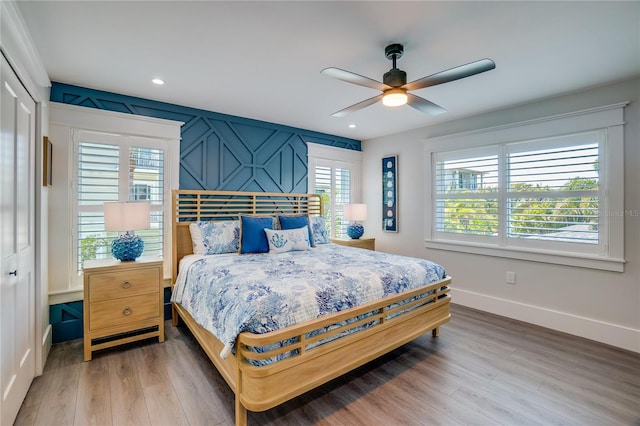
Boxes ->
[278,215,314,246]
[239,215,275,254]
[310,215,330,244]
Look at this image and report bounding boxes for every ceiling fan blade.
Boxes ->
[330,94,384,117]
[407,93,447,116]
[321,67,390,92]
[403,59,496,91]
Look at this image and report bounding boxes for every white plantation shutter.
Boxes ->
[129,147,164,257]
[76,136,166,271]
[433,131,603,255]
[314,165,332,235]
[308,143,362,240]
[313,165,351,238]
[427,104,625,271]
[506,135,599,244]
[77,142,119,269]
[435,148,499,240]
[334,166,351,237]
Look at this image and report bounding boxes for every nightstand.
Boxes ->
[83,256,164,361]
[331,237,375,251]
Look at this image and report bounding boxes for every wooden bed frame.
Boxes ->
[171,189,451,426]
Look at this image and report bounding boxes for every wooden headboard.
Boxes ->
[171,190,323,282]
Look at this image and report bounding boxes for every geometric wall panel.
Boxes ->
[50,82,361,193]
[49,301,83,343]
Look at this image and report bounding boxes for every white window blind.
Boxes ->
[434,131,603,254]
[77,142,119,269]
[435,149,499,238]
[506,138,599,244]
[427,103,625,271]
[129,147,164,256]
[314,165,351,238]
[308,143,362,240]
[77,141,165,271]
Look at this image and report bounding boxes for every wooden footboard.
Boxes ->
[173,277,451,426]
[236,279,450,412]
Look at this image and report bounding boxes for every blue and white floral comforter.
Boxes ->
[171,244,446,358]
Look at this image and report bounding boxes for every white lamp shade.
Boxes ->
[344,204,368,221]
[104,201,150,232]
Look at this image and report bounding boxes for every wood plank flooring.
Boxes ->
[15,304,640,425]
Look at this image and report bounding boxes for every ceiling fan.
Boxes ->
[321,43,495,117]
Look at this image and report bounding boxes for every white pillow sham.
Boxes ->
[189,220,240,255]
[264,226,311,253]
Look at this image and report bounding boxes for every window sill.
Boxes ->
[424,239,624,272]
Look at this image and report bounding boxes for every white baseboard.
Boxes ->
[450,288,640,353]
[40,324,52,373]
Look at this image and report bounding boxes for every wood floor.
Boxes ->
[15,304,640,426]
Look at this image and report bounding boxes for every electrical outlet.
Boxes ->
[506,271,516,284]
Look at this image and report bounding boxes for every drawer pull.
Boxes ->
[122,281,131,289]
[122,306,132,316]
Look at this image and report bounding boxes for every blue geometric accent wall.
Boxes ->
[50,82,361,192]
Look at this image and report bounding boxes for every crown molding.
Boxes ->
[1,0,50,98]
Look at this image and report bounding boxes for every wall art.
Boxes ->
[382,155,397,232]
[43,136,52,186]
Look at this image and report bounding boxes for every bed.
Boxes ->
[171,189,451,426]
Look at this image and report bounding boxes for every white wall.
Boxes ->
[362,78,640,352]
[1,1,52,372]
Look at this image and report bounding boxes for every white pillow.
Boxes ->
[189,220,239,255]
[264,226,311,253]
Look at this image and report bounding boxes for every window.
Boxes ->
[308,144,362,239]
[435,148,499,238]
[506,138,599,244]
[313,164,351,237]
[426,103,625,271]
[75,131,168,272]
[435,133,600,249]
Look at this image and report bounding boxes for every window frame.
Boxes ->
[73,130,169,274]
[424,103,626,272]
[307,143,362,239]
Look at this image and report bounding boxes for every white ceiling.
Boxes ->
[16,1,640,141]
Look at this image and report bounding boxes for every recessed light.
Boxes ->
[152,78,165,85]
[348,124,356,128]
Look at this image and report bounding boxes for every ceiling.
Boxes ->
[16,1,640,141]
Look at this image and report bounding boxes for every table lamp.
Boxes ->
[104,201,150,261]
[344,204,367,239]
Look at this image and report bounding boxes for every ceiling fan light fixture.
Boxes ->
[382,88,407,107]
[322,43,494,116]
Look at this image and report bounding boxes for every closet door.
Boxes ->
[0,53,36,426]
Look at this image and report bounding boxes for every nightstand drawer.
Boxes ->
[89,267,159,302]
[89,293,159,331]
